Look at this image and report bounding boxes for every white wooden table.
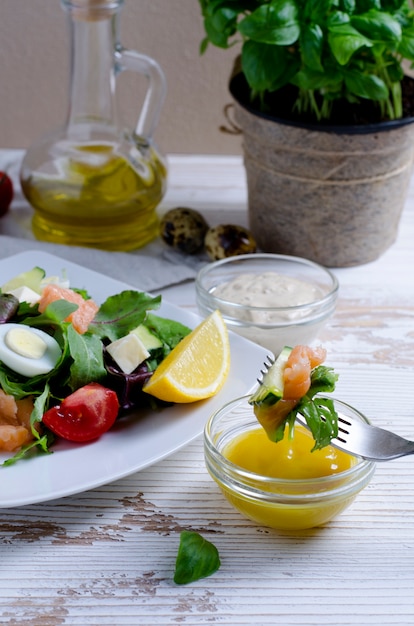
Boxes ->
[1,153,414,625]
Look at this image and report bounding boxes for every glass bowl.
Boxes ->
[204,395,376,530]
[195,253,339,356]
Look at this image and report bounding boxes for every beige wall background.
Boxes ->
[0,0,243,155]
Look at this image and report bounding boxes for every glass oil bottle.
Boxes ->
[20,0,167,251]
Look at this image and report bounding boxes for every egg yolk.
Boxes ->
[224,424,355,480]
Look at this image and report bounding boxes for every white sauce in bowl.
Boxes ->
[213,271,324,324]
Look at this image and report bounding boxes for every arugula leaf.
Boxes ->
[30,383,51,429]
[1,433,53,467]
[67,325,107,391]
[307,365,339,397]
[144,313,191,353]
[174,531,220,584]
[295,396,339,451]
[89,291,161,341]
[2,385,55,467]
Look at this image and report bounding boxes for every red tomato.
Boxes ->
[42,383,119,442]
[0,172,13,217]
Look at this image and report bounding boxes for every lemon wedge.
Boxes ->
[143,310,230,403]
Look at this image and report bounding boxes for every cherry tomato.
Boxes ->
[0,172,13,217]
[42,383,119,442]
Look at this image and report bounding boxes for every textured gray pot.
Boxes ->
[230,74,414,267]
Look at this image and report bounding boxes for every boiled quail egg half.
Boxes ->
[0,323,62,377]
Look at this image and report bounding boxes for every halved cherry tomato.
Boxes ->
[42,383,119,442]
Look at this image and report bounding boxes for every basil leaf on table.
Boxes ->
[174,531,220,584]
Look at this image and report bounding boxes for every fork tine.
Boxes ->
[335,415,352,442]
[257,355,275,385]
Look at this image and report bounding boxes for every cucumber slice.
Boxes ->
[249,346,292,407]
[249,346,295,443]
[1,267,46,295]
[131,324,163,351]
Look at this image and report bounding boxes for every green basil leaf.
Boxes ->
[344,69,388,99]
[381,0,405,11]
[292,68,342,90]
[304,0,337,22]
[351,10,402,43]
[300,23,324,72]
[203,7,239,48]
[174,531,220,585]
[327,10,351,28]
[328,23,373,64]
[238,0,300,45]
[385,56,404,82]
[398,24,414,60]
[241,40,299,91]
[355,0,381,10]
[340,0,356,13]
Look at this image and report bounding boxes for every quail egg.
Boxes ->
[160,207,209,254]
[204,224,257,261]
[0,324,62,377]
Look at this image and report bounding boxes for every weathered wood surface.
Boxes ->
[0,153,413,625]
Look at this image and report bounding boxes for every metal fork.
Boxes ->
[295,412,414,462]
[257,356,414,462]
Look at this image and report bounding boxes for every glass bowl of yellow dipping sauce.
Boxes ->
[204,395,376,530]
[195,253,339,356]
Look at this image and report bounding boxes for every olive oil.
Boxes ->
[20,0,167,251]
[21,143,167,251]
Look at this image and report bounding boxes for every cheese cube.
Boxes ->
[7,286,41,306]
[106,333,150,374]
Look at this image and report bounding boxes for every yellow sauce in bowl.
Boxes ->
[215,425,359,530]
[225,425,354,480]
[204,396,376,531]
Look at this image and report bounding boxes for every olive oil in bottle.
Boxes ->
[21,142,167,251]
[20,0,167,251]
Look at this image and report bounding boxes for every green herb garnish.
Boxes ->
[174,531,220,585]
[198,0,414,122]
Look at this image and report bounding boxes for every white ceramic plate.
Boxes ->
[0,250,269,507]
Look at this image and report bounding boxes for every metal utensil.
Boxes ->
[296,411,414,461]
[257,356,414,461]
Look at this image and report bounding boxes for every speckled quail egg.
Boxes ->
[0,323,62,377]
[204,224,257,261]
[160,207,209,254]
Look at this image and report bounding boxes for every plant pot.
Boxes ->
[230,73,414,267]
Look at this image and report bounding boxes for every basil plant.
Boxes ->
[198,0,414,121]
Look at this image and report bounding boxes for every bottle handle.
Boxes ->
[116,47,167,140]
